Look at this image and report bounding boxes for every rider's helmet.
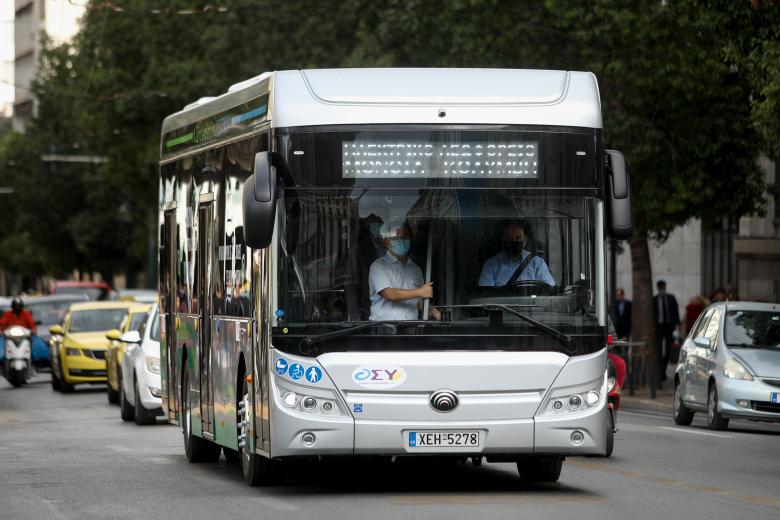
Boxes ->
[10,298,23,314]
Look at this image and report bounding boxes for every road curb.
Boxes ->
[620,396,673,414]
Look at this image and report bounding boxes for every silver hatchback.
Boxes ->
[673,301,780,430]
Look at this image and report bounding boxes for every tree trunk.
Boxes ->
[629,224,658,398]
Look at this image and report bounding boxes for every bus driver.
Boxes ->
[368,223,441,321]
[479,220,555,287]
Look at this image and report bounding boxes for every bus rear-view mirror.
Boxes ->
[242,151,278,249]
[605,150,633,240]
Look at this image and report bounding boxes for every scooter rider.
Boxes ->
[0,298,37,333]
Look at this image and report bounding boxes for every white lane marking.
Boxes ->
[248,496,300,511]
[657,426,732,438]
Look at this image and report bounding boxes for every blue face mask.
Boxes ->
[388,238,411,257]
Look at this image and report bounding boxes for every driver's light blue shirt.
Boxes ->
[479,250,555,287]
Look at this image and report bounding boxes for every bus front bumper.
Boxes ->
[268,394,607,457]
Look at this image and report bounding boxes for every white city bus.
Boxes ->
[158,68,632,485]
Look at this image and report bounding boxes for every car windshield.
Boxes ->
[129,312,147,332]
[57,286,110,301]
[27,301,77,325]
[149,313,160,342]
[69,309,128,333]
[725,310,780,348]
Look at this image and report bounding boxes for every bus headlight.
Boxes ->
[275,378,344,416]
[539,374,606,417]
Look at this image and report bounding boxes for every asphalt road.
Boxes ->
[1,373,779,520]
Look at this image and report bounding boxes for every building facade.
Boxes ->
[13,0,84,131]
[614,157,780,320]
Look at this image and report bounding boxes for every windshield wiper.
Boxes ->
[441,303,577,354]
[298,320,448,354]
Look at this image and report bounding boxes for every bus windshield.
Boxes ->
[272,130,605,355]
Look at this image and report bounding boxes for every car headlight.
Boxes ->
[724,357,753,381]
[66,347,81,356]
[145,356,161,374]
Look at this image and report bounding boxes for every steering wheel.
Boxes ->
[504,279,553,295]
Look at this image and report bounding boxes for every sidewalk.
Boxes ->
[619,364,674,414]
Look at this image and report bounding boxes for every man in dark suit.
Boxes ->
[653,279,680,382]
[611,288,632,340]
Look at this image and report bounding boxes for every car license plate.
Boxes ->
[771,392,779,404]
[408,431,480,448]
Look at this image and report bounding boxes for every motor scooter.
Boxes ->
[3,326,32,387]
[605,339,627,457]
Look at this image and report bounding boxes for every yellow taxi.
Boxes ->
[49,301,144,392]
[104,304,152,404]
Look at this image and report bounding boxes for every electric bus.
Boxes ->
[158,68,633,485]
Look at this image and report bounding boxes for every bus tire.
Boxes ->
[238,375,282,486]
[517,456,563,483]
[182,366,220,462]
[605,412,614,458]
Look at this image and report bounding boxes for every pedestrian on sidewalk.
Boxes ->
[685,294,709,335]
[653,280,679,385]
[610,288,632,340]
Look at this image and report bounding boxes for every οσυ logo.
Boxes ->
[351,366,407,387]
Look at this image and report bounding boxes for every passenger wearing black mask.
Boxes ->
[478,220,555,287]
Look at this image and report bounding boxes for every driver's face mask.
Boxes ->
[502,238,525,257]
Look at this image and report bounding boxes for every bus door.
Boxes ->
[198,199,215,435]
[161,209,178,421]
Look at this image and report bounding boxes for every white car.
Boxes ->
[119,305,162,425]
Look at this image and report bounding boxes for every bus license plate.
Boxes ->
[408,431,480,448]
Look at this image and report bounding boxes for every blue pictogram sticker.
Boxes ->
[409,432,417,447]
[275,309,285,318]
[305,366,322,384]
[772,393,779,404]
[289,363,304,380]
[353,403,363,413]
[275,358,288,375]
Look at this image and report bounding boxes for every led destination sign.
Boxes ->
[342,140,538,179]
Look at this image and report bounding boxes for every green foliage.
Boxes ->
[0,0,775,283]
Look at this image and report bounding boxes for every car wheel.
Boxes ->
[673,379,694,426]
[119,375,135,422]
[51,364,61,391]
[238,373,282,486]
[182,365,220,462]
[107,376,119,404]
[604,412,614,458]
[134,377,156,425]
[59,362,74,393]
[707,384,729,431]
[517,456,563,483]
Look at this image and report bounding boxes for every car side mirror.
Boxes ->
[242,151,278,249]
[693,337,711,349]
[105,329,121,342]
[119,330,142,344]
[49,324,64,336]
[605,150,633,240]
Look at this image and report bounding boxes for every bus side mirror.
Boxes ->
[605,150,633,240]
[242,151,278,249]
